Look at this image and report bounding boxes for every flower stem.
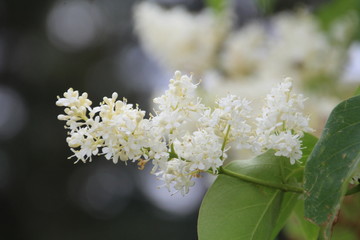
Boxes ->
[220,125,231,161]
[169,143,179,160]
[219,167,304,193]
[221,124,231,152]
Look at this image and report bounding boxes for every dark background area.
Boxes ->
[0,1,206,239]
[0,0,350,239]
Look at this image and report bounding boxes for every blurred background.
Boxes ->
[0,0,360,239]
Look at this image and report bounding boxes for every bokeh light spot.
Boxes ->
[68,164,134,219]
[46,0,105,51]
[137,168,206,218]
[0,86,27,140]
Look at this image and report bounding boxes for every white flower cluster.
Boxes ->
[57,71,312,195]
[255,78,313,164]
[57,89,148,164]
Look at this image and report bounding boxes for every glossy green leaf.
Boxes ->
[198,151,303,240]
[304,95,360,239]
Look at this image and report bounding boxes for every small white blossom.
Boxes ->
[67,127,100,163]
[156,158,195,196]
[152,71,206,138]
[56,88,92,129]
[217,95,253,149]
[56,88,92,108]
[200,94,253,150]
[97,94,148,163]
[268,131,302,164]
[57,89,149,164]
[255,78,312,163]
[174,129,223,173]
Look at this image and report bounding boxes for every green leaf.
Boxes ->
[270,133,318,239]
[270,192,299,240]
[198,151,302,240]
[285,199,320,240]
[300,133,320,165]
[304,95,360,239]
[354,86,360,96]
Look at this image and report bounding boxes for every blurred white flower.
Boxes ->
[134,2,228,74]
[265,10,344,81]
[221,21,267,78]
[220,10,347,83]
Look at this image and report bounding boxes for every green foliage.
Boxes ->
[285,200,320,240]
[197,94,360,239]
[198,151,303,240]
[269,192,300,240]
[198,133,318,240]
[354,86,360,96]
[270,133,318,239]
[316,0,360,40]
[300,133,320,166]
[205,0,226,13]
[304,95,360,239]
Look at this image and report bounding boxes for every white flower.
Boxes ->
[97,93,148,163]
[153,71,201,112]
[200,94,253,149]
[57,89,149,164]
[255,78,312,163]
[57,71,313,194]
[67,127,100,163]
[151,71,206,138]
[217,95,253,148]
[257,78,312,134]
[268,131,302,164]
[56,88,93,130]
[174,129,223,173]
[56,88,92,108]
[156,158,195,196]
